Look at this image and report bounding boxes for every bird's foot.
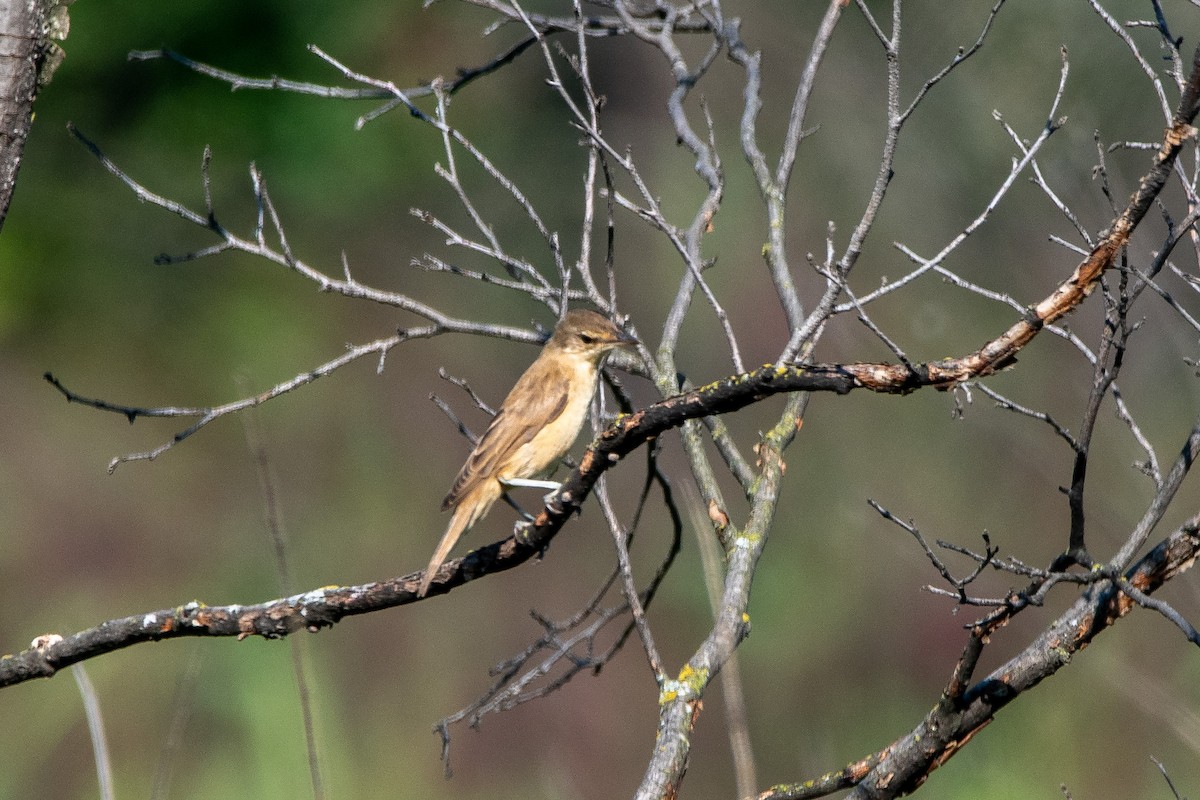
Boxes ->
[499,476,564,508]
[500,477,562,492]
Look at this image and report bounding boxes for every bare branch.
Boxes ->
[869,501,1000,606]
[1085,0,1173,123]
[970,382,1079,450]
[841,52,1069,317]
[48,334,413,472]
[1109,419,1200,572]
[764,517,1200,800]
[1118,577,1200,645]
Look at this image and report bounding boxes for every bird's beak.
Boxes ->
[617,329,639,347]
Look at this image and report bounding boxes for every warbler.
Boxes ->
[418,309,638,596]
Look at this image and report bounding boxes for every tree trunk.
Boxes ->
[0,0,57,232]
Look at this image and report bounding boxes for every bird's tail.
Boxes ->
[417,504,473,597]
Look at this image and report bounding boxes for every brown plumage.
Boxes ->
[418,309,638,596]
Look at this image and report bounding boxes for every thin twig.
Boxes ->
[47,334,413,472]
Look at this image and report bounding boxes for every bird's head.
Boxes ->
[549,309,639,362]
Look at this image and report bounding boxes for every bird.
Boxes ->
[417,308,639,597]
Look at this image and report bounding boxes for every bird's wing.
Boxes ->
[442,365,571,510]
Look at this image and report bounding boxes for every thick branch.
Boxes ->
[757,518,1200,800]
[848,519,1200,799]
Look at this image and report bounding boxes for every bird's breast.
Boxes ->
[505,360,598,479]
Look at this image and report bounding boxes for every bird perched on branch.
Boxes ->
[418,308,638,597]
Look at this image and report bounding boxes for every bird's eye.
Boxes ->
[579,333,595,344]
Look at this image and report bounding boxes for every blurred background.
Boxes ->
[2,1,1199,798]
